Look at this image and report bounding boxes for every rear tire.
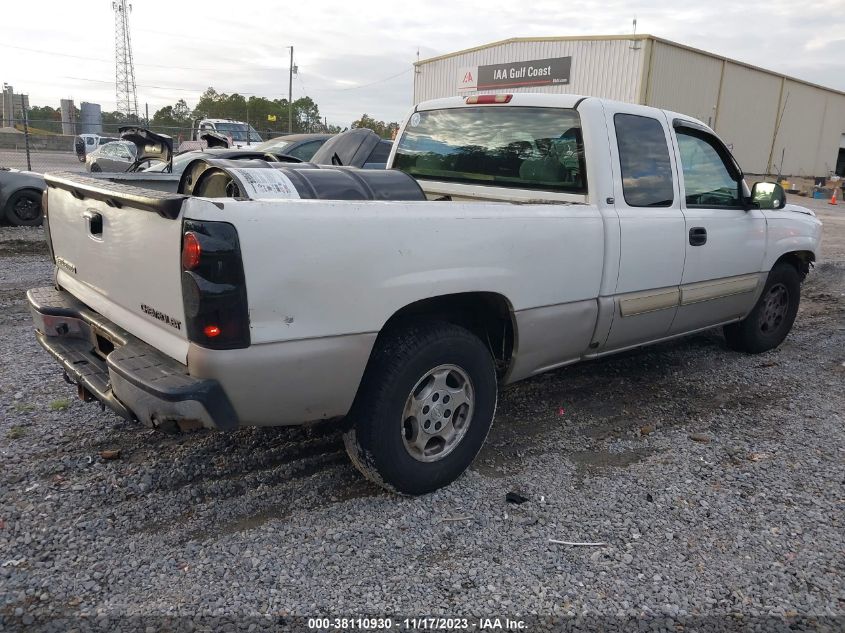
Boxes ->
[343,321,497,495]
[4,190,43,227]
[90,163,102,173]
[724,262,801,353]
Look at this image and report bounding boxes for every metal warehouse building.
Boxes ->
[413,35,845,178]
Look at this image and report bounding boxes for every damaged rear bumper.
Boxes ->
[27,286,238,431]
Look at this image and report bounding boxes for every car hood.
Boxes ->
[0,168,45,185]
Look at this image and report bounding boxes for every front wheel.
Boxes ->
[724,262,801,353]
[344,321,497,495]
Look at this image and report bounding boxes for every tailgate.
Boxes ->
[44,172,189,362]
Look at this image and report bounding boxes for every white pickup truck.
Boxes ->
[29,93,821,494]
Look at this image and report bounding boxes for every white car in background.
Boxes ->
[74,134,119,162]
[84,140,137,173]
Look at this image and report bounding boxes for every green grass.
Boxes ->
[7,426,29,440]
[13,403,36,413]
[49,399,71,411]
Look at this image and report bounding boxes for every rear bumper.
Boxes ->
[27,286,238,431]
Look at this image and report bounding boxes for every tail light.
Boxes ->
[465,94,512,104]
[182,232,202,270]
[180,220,250,349]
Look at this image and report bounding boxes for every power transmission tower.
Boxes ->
[113,0,139,121]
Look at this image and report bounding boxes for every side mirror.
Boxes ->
[750,181,786,210]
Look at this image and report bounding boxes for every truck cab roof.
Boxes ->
[414,93,711,131]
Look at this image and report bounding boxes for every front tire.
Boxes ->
[344,321,497,495]
[724,262,801,353]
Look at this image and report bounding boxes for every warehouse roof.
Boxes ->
[415,34,845,98]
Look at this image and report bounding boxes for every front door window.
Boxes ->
[676,131,741,208]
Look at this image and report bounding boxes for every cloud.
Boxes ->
[2,0,843,127]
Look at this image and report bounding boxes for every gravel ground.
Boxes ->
[0,209,843,632]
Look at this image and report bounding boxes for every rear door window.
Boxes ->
[614,114,674,207]
[393,106,586,193]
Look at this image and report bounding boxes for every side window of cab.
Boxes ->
[675,128,743,208]
[613,114,674,208]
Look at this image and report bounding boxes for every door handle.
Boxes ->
[689,226,707,246]
[82,209,103,237]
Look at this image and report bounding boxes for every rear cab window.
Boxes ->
[393,106,586,194]
[613,113,674,207]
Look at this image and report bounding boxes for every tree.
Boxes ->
[350,114,400,139]
[172,98,191,122]
[26,105,62,133]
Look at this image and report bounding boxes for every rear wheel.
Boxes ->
[344,321,497,495]
[90,163,102,173]
[4,190,43,226]
[724,262,801,353]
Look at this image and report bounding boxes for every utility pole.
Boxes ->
[22,96,31,171]
[288,46,294,134]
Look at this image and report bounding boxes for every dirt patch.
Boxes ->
[569,447,654,486]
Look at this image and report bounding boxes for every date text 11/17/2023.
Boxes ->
[306,617,527,630]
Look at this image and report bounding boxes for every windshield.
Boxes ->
[393,106,586,193]
[210,123,262,143]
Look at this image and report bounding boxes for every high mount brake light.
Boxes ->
[181,221,250,349]
[465,94,513,104]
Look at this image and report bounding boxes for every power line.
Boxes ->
[6,41,413,93]
[67,76,211,93]
[0,43,232,72]
[300,68,412,92]
[64,66,413,98]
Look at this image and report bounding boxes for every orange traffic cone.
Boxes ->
[830,188,838,205]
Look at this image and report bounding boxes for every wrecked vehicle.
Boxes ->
[28,94,821,494]
[0,167,45,226]
[194,118,262,145]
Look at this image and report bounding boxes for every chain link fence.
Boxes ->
[0,117,306,174]
[1,113,82,173]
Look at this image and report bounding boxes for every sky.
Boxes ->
[2,0,844,127]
